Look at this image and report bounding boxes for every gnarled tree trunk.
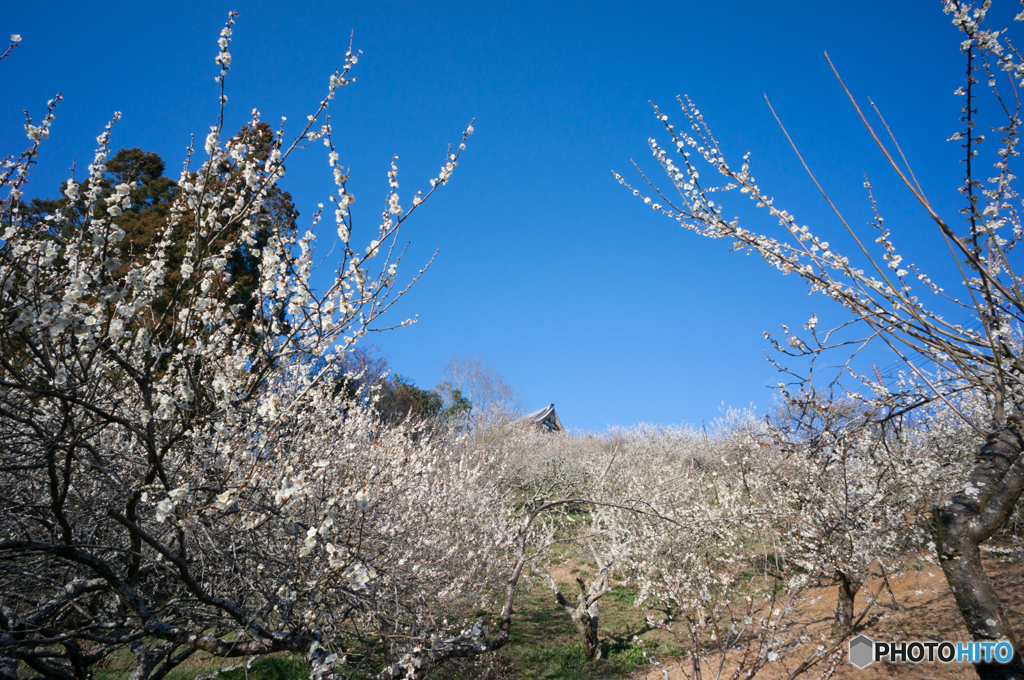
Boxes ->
[934,423,1024,680]
[832,569,862,637]
[539,559,613,661]
[569,597,602,661]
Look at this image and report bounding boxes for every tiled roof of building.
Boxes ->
[521,403,563,433]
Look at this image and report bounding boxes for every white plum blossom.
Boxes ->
[0,12,487,680]
[343,561,375,590]
[618,0,1024,667]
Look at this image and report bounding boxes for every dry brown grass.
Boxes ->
[634,544,1024,680]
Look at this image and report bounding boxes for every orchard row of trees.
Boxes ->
[484,398,983,676]
[2,2,1024,680]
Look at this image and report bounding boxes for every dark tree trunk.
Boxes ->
[832,570,861,637]
[540,560,613,662]
[569,600,602,661]
[934,423,1024,680]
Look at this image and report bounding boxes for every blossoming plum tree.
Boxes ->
[603,413,847,679]
[767,393,953,636]
[620,1,1024,677]
[0,15,535,680]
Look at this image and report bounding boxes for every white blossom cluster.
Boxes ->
[618,0,1024,436]
[0,13,492,680]
[617,1,1024,671]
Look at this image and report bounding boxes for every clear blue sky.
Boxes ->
[3,1,1000,431]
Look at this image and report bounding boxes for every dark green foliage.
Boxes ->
[376,374,444,424]
[444,386,472,420]
[24,124,298,328]
[329,346,473,428]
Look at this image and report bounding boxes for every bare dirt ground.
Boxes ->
[631,544,1024,680]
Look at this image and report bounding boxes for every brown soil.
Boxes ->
[631,546,1024,680]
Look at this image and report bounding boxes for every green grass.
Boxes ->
[602,585,642,605]
[88,650,308,680]
[217,656,308,680]
[489,556,684,680]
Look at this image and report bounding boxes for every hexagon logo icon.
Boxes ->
[849,634,874,668]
